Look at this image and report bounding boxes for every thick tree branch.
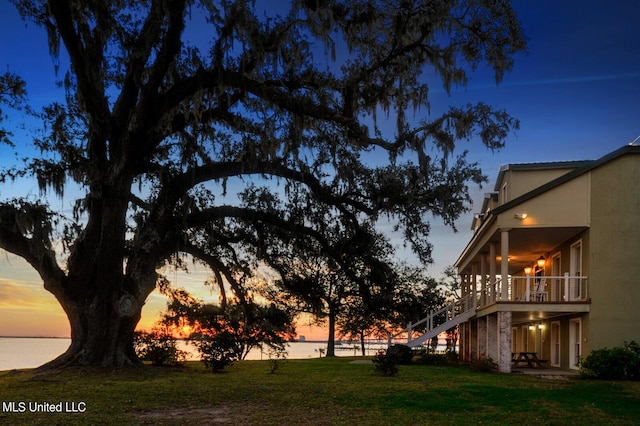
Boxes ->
[111,0,168,139]
[181,242,248,307]
[0,204,64,289]
[184,205,327,249]
[160,160,374,219]
[142,0,187,99]
[146,67,349,145]
[48,0,111,136]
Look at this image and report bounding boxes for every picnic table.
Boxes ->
[512,352,548,368]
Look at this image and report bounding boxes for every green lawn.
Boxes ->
[1,358,639,425]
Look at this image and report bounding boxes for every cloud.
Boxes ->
[0,278,69,336]
[501,72,640,88]
[462,72,640,93]
[0,279,43,307]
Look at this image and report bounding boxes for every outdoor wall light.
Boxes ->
[538,324,544,330]
[524,267,532,275]
[536,256,546,268]
[514,213,528,220]
[528,325,534,331]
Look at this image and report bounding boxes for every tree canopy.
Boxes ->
[0,0,525,368]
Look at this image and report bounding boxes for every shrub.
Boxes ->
[413,351,448,366]
[444,350,460,365]
[580,341,640,380]
[134,330,188,366]
[386,344,413,365]
[469,356,498,373]
[372,345,414,376]
[373,349,399,376]
[266,344,288,374]
[190,331,240,372]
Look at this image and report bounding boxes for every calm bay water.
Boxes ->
[0,337,385,370]
[0,338,72,370]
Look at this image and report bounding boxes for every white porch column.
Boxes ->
[498,311,512,373]
[471,262,478,310]
[489,242,497,303]
[480,252,487,307]
[460,274,467,311]
[500,228,510,300]
[487,314,498,361]
[477,316,487,359]
[464,274,473,311]
[470,319,478,361]
[459,322,466,361]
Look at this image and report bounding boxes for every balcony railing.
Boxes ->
[388,293,475,347]
[387,273,589,347]
[477,272,588,307]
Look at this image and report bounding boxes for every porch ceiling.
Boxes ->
[475,302,591,324]
[465,226,586,274]
[511,307,590,325]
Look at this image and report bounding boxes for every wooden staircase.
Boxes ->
[389,294,476,348]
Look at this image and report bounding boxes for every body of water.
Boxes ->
[0,338,72,371]
[0,337,387,370]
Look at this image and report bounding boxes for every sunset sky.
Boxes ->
[1,1,639,339]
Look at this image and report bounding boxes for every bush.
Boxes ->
[190,331,241,372]
[444,350,460,365]
[373,349,399,376]
[134,330,188,366]
[386,344,413,365]
[580,341,640,380]
[372,345,415,376]
[469,356,498,373]
[413,351,448,366]
[266,344,288,374]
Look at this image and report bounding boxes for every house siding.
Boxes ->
[588,155,640,349]
[502,167,580,202]
[496,174,590,229]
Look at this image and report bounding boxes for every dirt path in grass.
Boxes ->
[133,407,244,424]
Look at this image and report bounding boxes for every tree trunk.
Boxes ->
[360,331,366,357]
[38,291,143,370]
[326,301,337,357]
[35,177,159,370]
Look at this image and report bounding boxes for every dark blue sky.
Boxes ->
[1,0,639,262]
[383,0,639,272]
[2,1,638,174]
[450,0,639,165]
[0,1,639,336]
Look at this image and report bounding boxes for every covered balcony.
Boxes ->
[456,225,591,318]
[505,274,588,303]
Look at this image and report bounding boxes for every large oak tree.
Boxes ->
[0,0,524,368]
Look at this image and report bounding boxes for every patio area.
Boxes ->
[511,367,579,379]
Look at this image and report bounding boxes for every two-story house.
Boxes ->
[451,144,640,372]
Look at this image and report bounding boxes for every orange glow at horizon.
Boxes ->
[0,252,329,341]
[0,261,71,337]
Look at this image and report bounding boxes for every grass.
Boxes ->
[1,357,639,425]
